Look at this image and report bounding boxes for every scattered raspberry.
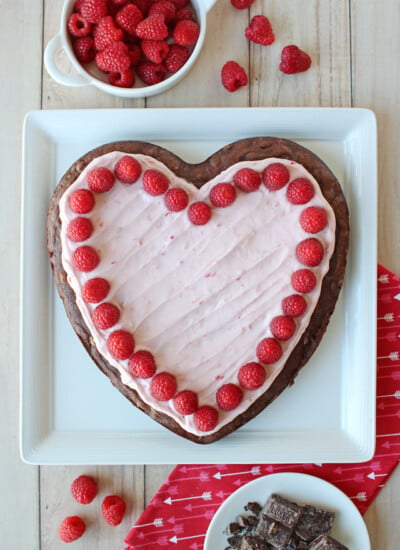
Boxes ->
[67,13,93,37]
[106,329,135,359]
[209,182,236,207]
[81,0,109,23]
[66,217,93,242]
[141,39,170,63]
[143,169,169,195]
[72,245,100,272]
[115,3,144,35]
[270,315,296,341]
[150,372,177,401]
[149,0,176,23]
[135,14,168,40]
[164,187,189,211]
[221,60,248,92]
[245,15,274,46]
[136,60,167,84]
[231,0,254,9]
[173,19,199,46]
[94,16,124,51]
[87,166,115,192]
[300,206,328,233]
[164,44,191,73]
[286,178,315,205]
[193,405,218,432]
[73,36,96,63]
[282,294,307,317]
[69,189,95,214]
[238,362,266,390]
[262,163,290,191]
[291,269,317,293]
[280,45,312,74]
[175,7,195,21]
[296,237,324,267]
[233,167,261,193]
[101,495,126,526]
[115,155,142,183]
[128,350,156,378]
[92,302,120,329]
[82,277,110,303]
[58,516,86,543]
[70,475,98,504]
[256,337,282,364]
[173,390,198,415]
[216,383,243,411]
[109,68,135,87]
[95,40,131,72]
[188,201,211,225]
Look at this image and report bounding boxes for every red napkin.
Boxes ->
[125,264,400,549]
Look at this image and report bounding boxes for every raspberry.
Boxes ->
[96,40,131,72]
[70,475,98,504]
[256,337,282,364]
[115,155,142,183]
[291,269,317,293]
[173,20,200,46]
[69,189,95,213]
[164,44,190,73]
[282,294,307,317]
[143,169,169,195]
[110,0,130,6]
[87,166,115,192]
[115,3,144,36]
[135,14,168,40]
[82,277,110,303]
[128,350,156,378]
[170,0,189,8]
[109,68,135,87]
[73,0,86,12]
[150,372,177,401]
[101,495,126,526]
[164,187,189,211]
[149,1,176,23]
[59,516,86,542]
[66,217,93,242]
[67,13,93,37]
[245,15,275,46]
[262,163,290,191]
[238,362,266,390]
[209,183,236,207]
[81,0,109,23]
[92,302,120,329]
[233,167,261,193]
[94,16,124,51]
[141,39,169,63]
[132,0,153,16]
[286,178,315,205]
[175,7,195,21]
[188,201,211,225]
[73,36,96,63]
[193,405,218,432]
[173,390,198,415]
[280,45,312,74]
[270,315,296,341]
[72,245,100,271]
[231,0,254,8]
[221,60,248,92]
[300,206,328,233]
[296,237,324,267]
[216,383,243,411]
[127,43,142,65]
[106,329,135,359]
[136,61,167,84]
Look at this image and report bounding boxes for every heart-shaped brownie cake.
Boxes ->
[47,137,349,444]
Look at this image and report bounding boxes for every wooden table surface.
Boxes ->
[3,0,400,548]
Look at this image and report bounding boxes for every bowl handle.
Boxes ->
[44,34,88,87]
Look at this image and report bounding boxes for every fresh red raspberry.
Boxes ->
[70,475,98,504]
[73,0,86,12]
[132,0,153,16]
[170,0,189,8]
[135,14,168,40]
[256,337,282,364]
[262,163,290,191]
[128,350,157,378]
[150,372,177,401]
[141,39,170,63]
[58,516,86,543]
[69,189,95,213]
[115,3,144,36]
[149,0,176,23]
[173,390,198,415]
[231,0,254,7]
[96,40,131,72]
[164,44,190,73]
[233,167,261,193]
[87,166,115,192]
[238,362,266,390]
[296,237,324,267]
[127,43,141,65]
[280,45,312,74]
[291,269,317,293]
[216,383,243,411]
[209,183,236,207]
[300,206,328,233]
[81,0,109,23]
[106,329,135,359]
[175,7,195,21]
[67,13,93,37]
[282,294,307,317]
[164,187,189,211]
[82,277,110,303]
[66,217,93,242]
[270,315,296,341]
[72,245,100,271]
[188,201,211,225]
[101,495,126,526]
[115,155,142,183]
[109,68,135,87]
[73,36,96,63]
[136,60,167,84]
[110,0,130,6]
[221,60,248,92]
[94,15,124,51]
[193,405,218,432]
[143,169,169,195]
[173,20,200,46]
[245,15,274,46]
[92,302,120,329]
[286,178,315,205]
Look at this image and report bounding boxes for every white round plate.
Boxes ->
[204,472,370,550]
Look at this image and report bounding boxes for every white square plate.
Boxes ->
[20,107,377,465]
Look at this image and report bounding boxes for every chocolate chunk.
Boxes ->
[295,505,335,542]
[255,516,292,548]
[239,535,272,550]
[261,494,302,529]
[308,534,349,550]
[245,502,262,515]
[227,522,243,535]
[228,534,243,548]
